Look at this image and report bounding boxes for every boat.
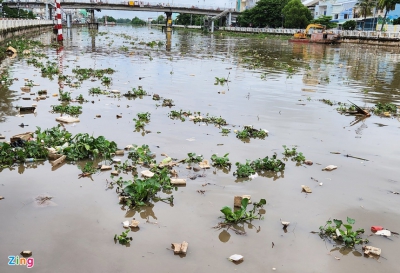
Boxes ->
[289,24,341,44]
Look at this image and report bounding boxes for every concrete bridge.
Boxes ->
[3,1,240,16]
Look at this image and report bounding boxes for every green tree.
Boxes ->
[311,15,337,29]
[152,15,165,24]
[378,0,400,30]
[282,0,312,28]
[131,16,146,25]
[175,13,204,25]
[237,0,289,28]
[355,0,376,30]
[342,20,357,30]
[393,17,400,24]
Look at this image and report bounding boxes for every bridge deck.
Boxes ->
[4,1,240,16]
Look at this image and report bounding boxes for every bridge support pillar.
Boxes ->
[211,20,214,33]
[228,12,232,26]
[165,12,172,32]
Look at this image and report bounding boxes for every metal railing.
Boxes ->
[0,19,53,30]
[221,27,400,39]
[4,0,237,11]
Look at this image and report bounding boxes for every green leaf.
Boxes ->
[347,217,355,225]
[241,198,249,209]
[220,206,233,217]
[223,153,229,157]
[258,199,266,205]
[333,219,342,228]
[343,224,353,232]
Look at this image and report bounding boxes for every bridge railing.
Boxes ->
[6,0,236,11]
[0,19,53,30]
[222,27,400,39]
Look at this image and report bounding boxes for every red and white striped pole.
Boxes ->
[55,0,63,41]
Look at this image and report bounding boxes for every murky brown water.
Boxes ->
[1,26,400,272]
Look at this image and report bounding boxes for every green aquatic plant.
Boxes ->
[220,198,266,224]
[214,77,228,85]
[127,144,155,165]
[373,102,398,115]
[184,152,203,164]
[211,153,231,168]
[234,160,255,178]
[114,229,132,244]
[123,87,147,97]
[78,162,97,174]
[51,105,82,116]
[235,126,267,140]
[319,217,368,247]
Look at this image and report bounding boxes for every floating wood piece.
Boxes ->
[363,246,381,256]
[111,171,119,176]
[171,179,186,185]
[281,221,290,228]
[141,170,154,178]
[199,160,211,169]
[0,196,4,200]
[115,150,124,155]
[100,165,112,171]
[56,116,80,123]
[18,106,36,113]
[51,155,66,167]
[171,241,188,254]
[301,185,312,193]
[48,153,62,160]
[20,86,31,92]
[234,195,252,207]
[0,135,5,140]
[10,132,33,142]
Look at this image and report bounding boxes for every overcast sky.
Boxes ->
[95,0,236,20]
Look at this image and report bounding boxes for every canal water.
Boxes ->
[0,25,399,272]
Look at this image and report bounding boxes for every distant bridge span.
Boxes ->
[3,1,240,16]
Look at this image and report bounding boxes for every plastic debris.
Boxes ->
[228,254,244,262]
[301,185,312,193]
[56,116,80,123]
[111,171,119,176]
[141,170,154,178]
[125,145,134,150]
[281,221,290,228]
[122,221,130,228]
[0,196,4,200]
[112,158,121,163]
[20,86,31,92]
[162,157,172,164]
[0,135,5,140]
[323,165,337,171]
[129,219,140,228]
[363,246,381,256]
[6,46,17,54]
[249,173,258,179]
[375,230,391,236]
[171,241,188,254]
[10,132,33,142]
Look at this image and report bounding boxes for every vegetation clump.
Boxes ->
[184,152,203,164]
[210,153,231,168]
[127,144,155,165]
[51,105,82,116]
[220,198,266,224]
[282,145,305,163]
[373,102,398,115]
[235,126,267,140]
[319,217,368,247]
[123,87,147,97]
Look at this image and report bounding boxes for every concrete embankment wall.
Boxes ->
[0,20,54,43]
